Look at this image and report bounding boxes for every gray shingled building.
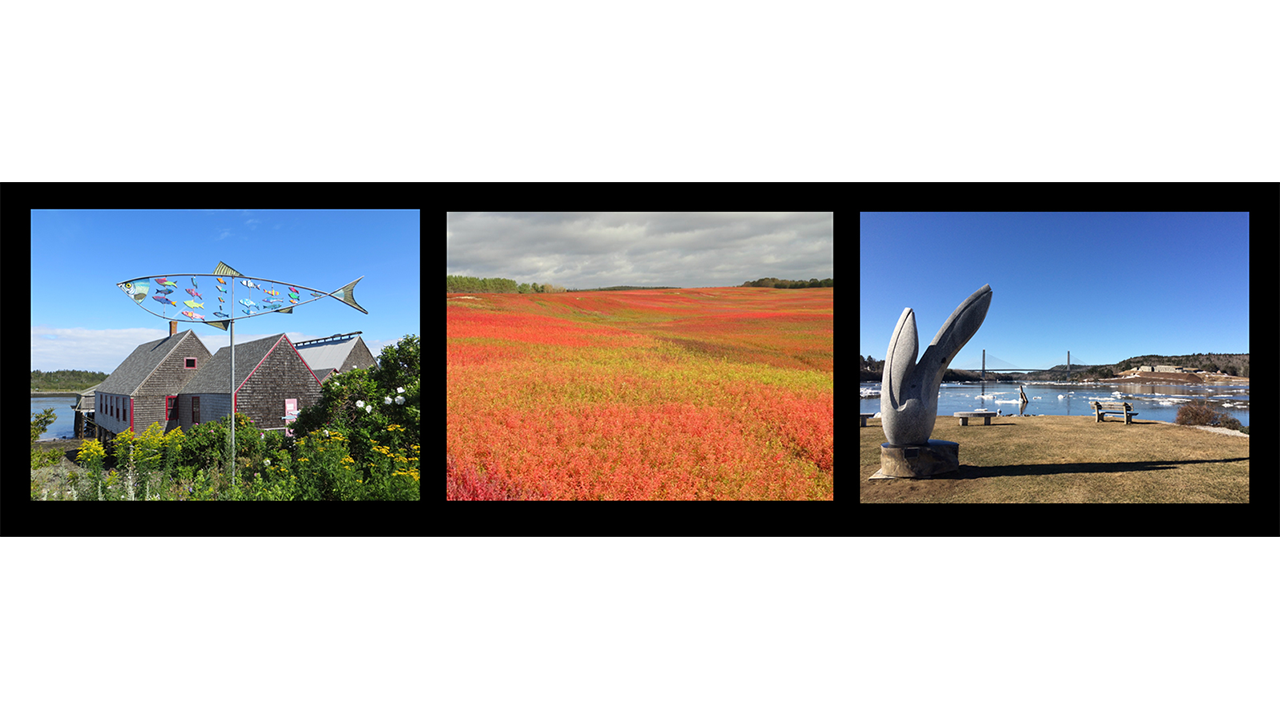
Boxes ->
[177,333,323,435]
[93,326,213,442]
[292,331,378,383]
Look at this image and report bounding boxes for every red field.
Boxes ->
[447,287,833,500]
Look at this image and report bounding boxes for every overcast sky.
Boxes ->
[446,212,833,289]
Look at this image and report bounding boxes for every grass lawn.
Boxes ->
[861,415,1249,503]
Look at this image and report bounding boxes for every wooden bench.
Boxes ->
[1090,401,1138,424]
[860,412,876,427]
[953,411,997,426]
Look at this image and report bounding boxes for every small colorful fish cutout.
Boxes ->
[181,311,204,320]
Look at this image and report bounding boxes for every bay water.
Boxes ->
[30,395,80,440]
[860,381,1250,428]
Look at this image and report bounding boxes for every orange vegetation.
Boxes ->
[447,287,834,500]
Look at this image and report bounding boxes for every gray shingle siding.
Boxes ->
[93,330,212,440]
[178,334,322,433]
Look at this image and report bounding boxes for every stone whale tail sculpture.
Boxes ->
[882,284,992,447]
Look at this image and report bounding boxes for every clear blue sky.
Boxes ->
[31,209,420,374]
[861,212,1249,370]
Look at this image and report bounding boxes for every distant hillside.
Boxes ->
[742,277,833,289]
[1114,353,1248,378]
[31,369,108,392]
[860,352,1248,383]
[567,285,680,292]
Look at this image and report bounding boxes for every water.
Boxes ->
[860,381,1250,427]
[31,395,80,440]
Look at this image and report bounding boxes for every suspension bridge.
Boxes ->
[953,350,1091,379]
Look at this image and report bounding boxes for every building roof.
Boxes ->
[181,333,316,394]
[96,330,209,396]
[294,332,371,379]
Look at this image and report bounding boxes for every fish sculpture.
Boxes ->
[881,284,992,447]
[214,312,229,318]
[117,261,368,331]
[120,281,149,302]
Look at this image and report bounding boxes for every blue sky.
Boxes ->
[31,209,420,373]
[861,212,1249,370]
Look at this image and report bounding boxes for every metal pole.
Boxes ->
[1067,351,1071,384]
[230,280,236,485]
[982,349,985,382]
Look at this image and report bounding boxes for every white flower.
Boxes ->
[356,400,365,408]
[365,405,373,414]
[395,396,405,405]
[397,386,405,394]
[384,396,392,405]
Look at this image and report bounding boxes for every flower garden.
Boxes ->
[30,335,419,501]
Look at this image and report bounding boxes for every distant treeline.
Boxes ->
[569,285,680,292]
[447,275,566,294]
[741,277,833,289]
[32,369,108,391]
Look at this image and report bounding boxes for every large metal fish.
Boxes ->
[118,261,368,331]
